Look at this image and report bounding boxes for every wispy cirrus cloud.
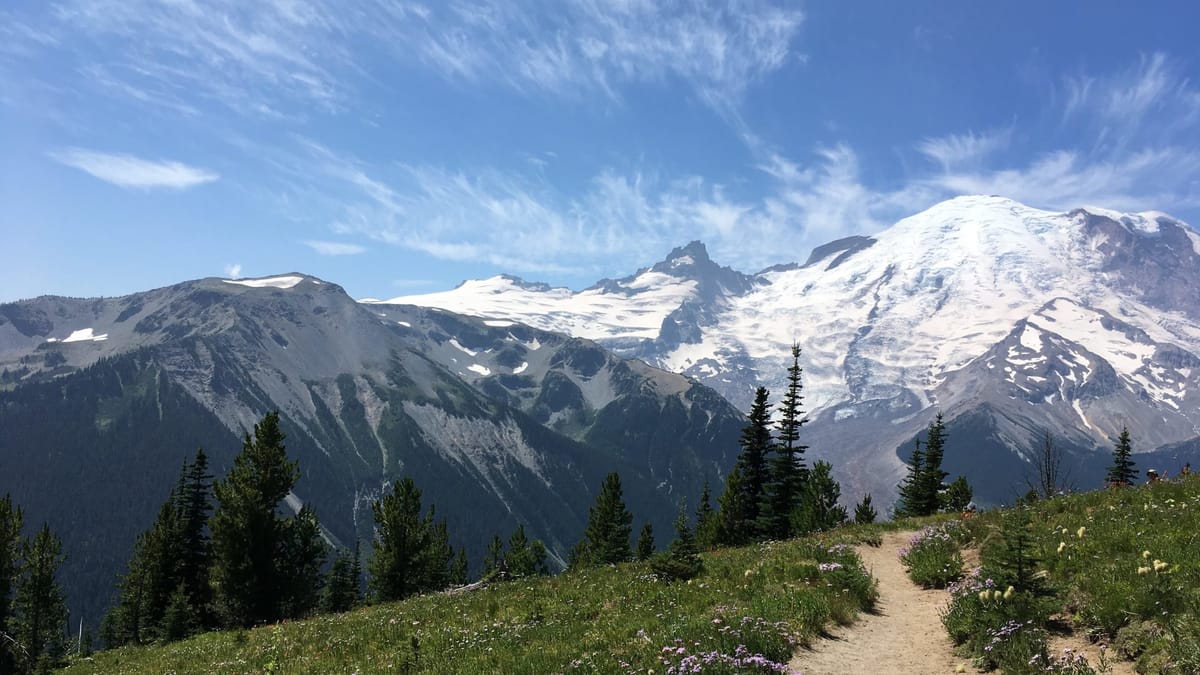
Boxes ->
[15,0,802,123]
[49,148,219,189]
[303,240,368,256]
[918,52,1200,213]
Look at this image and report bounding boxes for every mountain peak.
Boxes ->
[663,240,711,266]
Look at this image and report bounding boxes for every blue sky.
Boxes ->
[2,1,1199,302]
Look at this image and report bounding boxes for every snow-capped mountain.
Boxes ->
[380,196,1200,504]
[0,275,742,626]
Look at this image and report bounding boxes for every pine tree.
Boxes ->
[1105,426,1137,487]
[350,540,363,599]
[650,503,703,582]
[895,438,925,517]
[636,523,655,562]
[13,524,68,669]
[693,481,718,550]
[368,478,452,601]
[210,412,326,627]
[917,414,949,515]
[759,345,808,540]
[853,494,877,524]
[793,460,847,534]
[107,485,186,645]
[714,465,749,546]
[736,387,772,537]
[0,495,23,674]
[571,473,633,568]
[505,525,533,578]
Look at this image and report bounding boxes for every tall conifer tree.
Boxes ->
[0,495,23,673]
[210,412,326,627]
[1105,426,1137,487]
[571,473,633,568]
[759,344,807,539]
[736,387,772,536]
[917,414,949,515]
[368,478,452,601]
[895,438,925,517]
[13,524,68,669]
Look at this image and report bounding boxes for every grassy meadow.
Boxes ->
[63,526,901,674]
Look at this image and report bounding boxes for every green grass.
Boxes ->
[955,476,1200,674]
[64,531,884,674]
[899,521,966,588]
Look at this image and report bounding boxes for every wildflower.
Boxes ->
[1142,550,1152,559]
[1137,566,1151,575]
[1076,526,1086,538]
[993,590,1003,601]
[1153,559,1169,572]
[743,569,754,578]
[979,590,990,602]
[1057,541,1066,554]
[1003,586,1015,600]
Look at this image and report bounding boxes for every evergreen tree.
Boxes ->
[759,345,808,540]
[1105,426,1137,487]
[571,472,633,568]
[635,523,655,562]
[693,482,718,550]
[350,541,364,598]
[159,585,196,643]
[650,503,703,582]
[210,412,326,627]
[13,525,68,669]
[174,448,213,626]
[505,525,533,578]
[943,476,973,512]
[793,461,847,534]
[985,507,1050,600]
[736,387,772,537]
[714,465,750,547]
[320,548,358,614]
[368,477,452,601]
[895,438,925,517]
[450,547,469,586]
[483,534,505,578]
[0,494,23,674]
[853,494,877,525]
[917,414,949,514]
[106,486,186,645]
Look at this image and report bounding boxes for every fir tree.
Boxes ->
[917,414,950,515]
[450,547,469,586]
[107,486,186,645]
[13,525,68,669]
[650,503,703,582]
[895,438,925,517]
[853,494,877,525]
[368,478,452,601]
[793,461,847,534]
[0,495,23,674]
[505,525,533,578]
[693,482,718,550]
[759,345,808,540]
[635,523,655,562]
[943,476,973,512]
[159,585,196,643]
[736,387,772,537]
[714,465,749,546]
[483,534,506,578]
[320,548,358,614]
[174,448,213,626]
[1105,426,1137,487]
[571,473,633,568]
[210,412,326,627]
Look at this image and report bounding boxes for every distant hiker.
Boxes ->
[1182,463,1192,477]
[1146,468,1160,484]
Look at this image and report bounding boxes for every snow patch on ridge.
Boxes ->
[223,275,305,289]
[48,328,109,343]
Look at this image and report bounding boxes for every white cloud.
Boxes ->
[303,240,367,256]
[49,148,219,189]
[224,263,243,278]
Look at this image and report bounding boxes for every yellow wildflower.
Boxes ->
[1153,560,1169,572]
[1004,586,1015,600]
[1057,542,1066,554]
[1142,550,1152,559]
[993,590,1003,601]
[979,590,990,602]
[1076,526,1086,538]
[1137,566,1151,575]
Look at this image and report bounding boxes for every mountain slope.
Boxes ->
[383,196,1200,506]
[0,275,743,627]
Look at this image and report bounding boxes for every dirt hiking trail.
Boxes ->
[789,530,966,674]
[789,531,1131,675]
